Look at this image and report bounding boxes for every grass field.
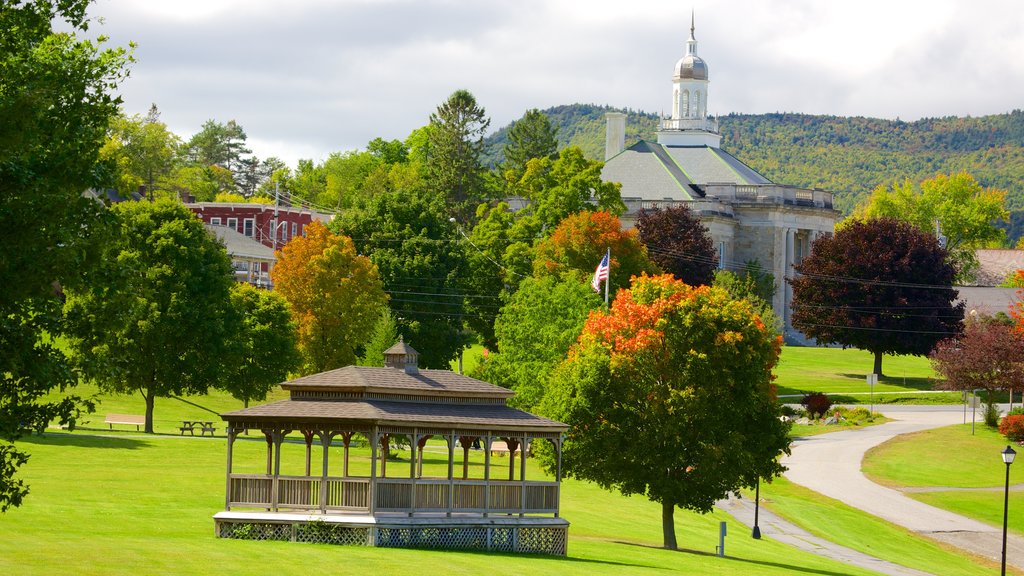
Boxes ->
[863,423,1024,535]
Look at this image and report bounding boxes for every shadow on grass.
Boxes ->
[398,547,671,571]
[20,432,149,450]
[837,374,935,391]
[618,541,861,576]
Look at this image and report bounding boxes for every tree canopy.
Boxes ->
[848,172,1008,282]
[502,108,558,178]
[64,200,237,433]
[931,317,1024,416]
[542,274,789,549]
[636,204,717,286]
[0,0,131,511]
[425,89,491,221]
[332,190,468,368]
[533,211,658,293]
[790,217,964,375]
[271,221,387,374]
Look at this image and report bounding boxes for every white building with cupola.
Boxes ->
[601,17,839,340]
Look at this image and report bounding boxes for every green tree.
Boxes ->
[533,211,658,294]
[333,189,469,368]
[64,200,236,433]
[790,217,964,376]
[635,204,717,286]
[100,106,180,198]
[220,284,300,407]
[713,262,780,335]
[357,308,401,367]
[271,221,387,374]
[0,0,130,510]
[542,274,789,549]
[425,90,491,221]
[848,172,1008,282]
[474,276,600,410]
[509,146,625,232]
[502,108,558,177]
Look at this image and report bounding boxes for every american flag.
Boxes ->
[591,251,609,292]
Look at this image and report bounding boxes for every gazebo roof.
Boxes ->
[279,365,514,400]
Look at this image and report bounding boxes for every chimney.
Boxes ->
[383,337,419,375]
[605,112,627,160]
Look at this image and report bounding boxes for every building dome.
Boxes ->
[674,54,708,80]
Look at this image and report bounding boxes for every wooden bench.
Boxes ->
[181,420,217,436]
[105,414,144,431]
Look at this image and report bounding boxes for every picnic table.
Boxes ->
[180,420,217,436]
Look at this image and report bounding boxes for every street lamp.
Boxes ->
[752,477,761,539]
[1002,445,1016,576]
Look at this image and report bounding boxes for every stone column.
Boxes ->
[785,228,796,332]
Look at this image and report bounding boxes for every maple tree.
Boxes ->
[635,204,717,286]
[532,211,658,293]
[789,217,963,376]
[542,274,789,549]
[271,221,387,374]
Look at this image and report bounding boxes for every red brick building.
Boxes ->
[186,202,332,251]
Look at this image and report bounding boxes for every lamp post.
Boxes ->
[1002,445,1016,576]
[752,477,761,539]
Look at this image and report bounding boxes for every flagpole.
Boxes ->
[604,247,610,307]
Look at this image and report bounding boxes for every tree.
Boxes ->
[100,107,181,198]
[789,217,964,376]
[474,276,601,411]
[533,211,658,294]
[509,146,625,232]
[714,262,781,335]
[357,309,400,367]
[849,172,1008,282]
[931,317,1024,422]
[184,119,252,192]
[542,274,789,549]
[0,0,130,510]
[271,221,387,374]
[220,284,300,407]
[332,190,469,368]
[503,108,558,177]
[425,90,491,221]
[64,200,236,433]
[635,204,717,286]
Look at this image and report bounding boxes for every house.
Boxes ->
[600,18,840,340]
[187,202,331,251]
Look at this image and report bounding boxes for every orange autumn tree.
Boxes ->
[541,274,790,550]
[532,210,658,293]
[271,221,387,374]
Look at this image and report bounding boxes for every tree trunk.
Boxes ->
[144,390,156,434]
[873,351,884,378]
[662,500,677,549]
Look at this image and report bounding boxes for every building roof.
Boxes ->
[973,249,1024,287]
[601,141,772,202]
[205,224,276,262]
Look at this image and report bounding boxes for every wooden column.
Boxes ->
[409,430,418,517]
[504,437,520,481]
[447,430,455,516]
[519,435,528,517]
[483,434,491,517]
[369,427,378,515]
[416,435,431,478]
[319,431,332,513]
[555,435,563,518]
[263,429,274,475]
[224,425,235,510]
[459,436,477,479]
[302,430,315,477]
[341,432,353,478]
[272,430,283,512]
[380,434,390,479]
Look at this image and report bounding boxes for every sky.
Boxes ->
[83,0,1024,168]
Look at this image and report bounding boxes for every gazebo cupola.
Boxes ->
[383,337,419,374]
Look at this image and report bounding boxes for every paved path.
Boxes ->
[779,406,1024,572]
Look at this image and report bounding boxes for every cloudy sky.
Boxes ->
[84,0,1024,168]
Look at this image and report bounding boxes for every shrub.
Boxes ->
[801,392,832,418]
[1008,406,1024,417]
[985,403,1002,428]
[1000,414,1024,443]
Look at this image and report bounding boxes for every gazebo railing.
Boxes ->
[227,474,558,515]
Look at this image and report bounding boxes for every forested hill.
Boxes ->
[484,105,1024,217]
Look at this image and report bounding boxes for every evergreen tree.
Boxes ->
[425,90,491,222]
[503,108,558,178]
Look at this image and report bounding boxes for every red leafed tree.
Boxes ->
[532,211,658,292]
[635,204,717,286]
[789,217,963,376]
[931,318,1024,418]
[542,274,789,549]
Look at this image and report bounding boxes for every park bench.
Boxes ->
[180,420,217,437]
[105,414,144,431]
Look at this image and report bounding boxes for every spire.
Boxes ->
[690,9,695,40]
[686,11,698,56]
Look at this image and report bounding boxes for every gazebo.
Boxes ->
[213,340,570,555]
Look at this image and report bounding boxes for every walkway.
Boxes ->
[723,406,1024,574]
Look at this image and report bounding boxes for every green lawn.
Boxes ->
[774,347,941,399]
[863,423,1024,534]
[3,431,889,576]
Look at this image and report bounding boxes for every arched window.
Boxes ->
[673,89,679,118]
[694,91,702,117]
[682,90,690,117]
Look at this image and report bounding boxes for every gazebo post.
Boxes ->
[380,434,389,479]
[409,430,419,517]
[272,430,283,512]
[263,429,273,475]
[504,437,519,481]
[225,425,235,511]
[417,435,430,478]
[342,431,352,478]
[302,430,314,477]
[483,434,491,518]
[319,431,331,513]
[555,435,562,518]
[369,427,378,516]
[447,430,455,517]
[519,435,528,517]
[459,436,475,479]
